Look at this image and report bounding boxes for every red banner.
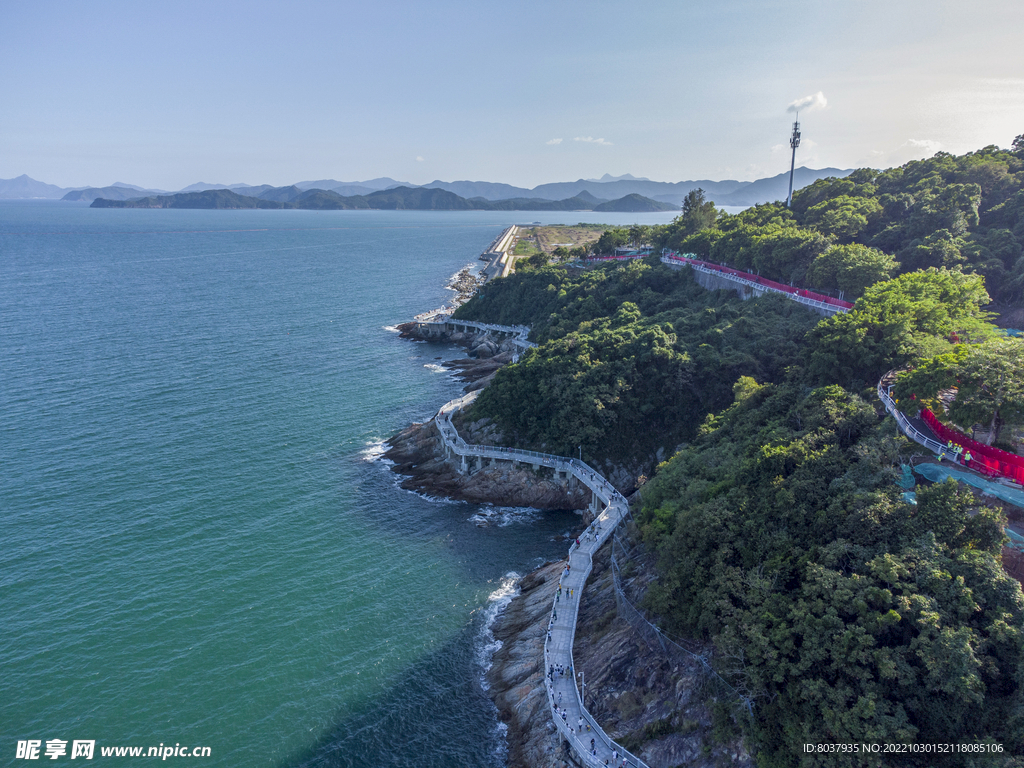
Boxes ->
[662,254,854,309]
[920,409,1024,484]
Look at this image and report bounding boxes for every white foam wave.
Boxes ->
[469,505,541,528]
[476,571,522,688]
[382,325,401,333]
[423,363,447,373]
[360,439,392,464]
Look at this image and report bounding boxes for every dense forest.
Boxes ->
[595,140,1024,309]
[453,140,1024,765]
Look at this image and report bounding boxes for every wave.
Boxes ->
[360,439,392,464]
[423,363,447,373]
[475,571,522,690]
[469,505,541,528]
[382,325,401,333]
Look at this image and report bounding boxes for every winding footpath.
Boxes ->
[424,318,649,767]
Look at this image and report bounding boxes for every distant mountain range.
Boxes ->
[89,186,679,213]
[0,167,854,207]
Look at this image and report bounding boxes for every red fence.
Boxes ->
[663,254,855,310]
[920,409,1024,484]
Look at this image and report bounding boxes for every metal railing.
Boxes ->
[610,535,753,715]
[418,316,536,351]
[876,380,946,455]
[660,255,850,315]
[430,341,648,768]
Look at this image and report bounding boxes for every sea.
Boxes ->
[0,202,677,767]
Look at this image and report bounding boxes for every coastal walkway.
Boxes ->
[411,314,535,361]
[432,384,649,767]
[878,378,1024,486]
[661,253,853,316]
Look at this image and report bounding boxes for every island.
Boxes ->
[89,186,677,212]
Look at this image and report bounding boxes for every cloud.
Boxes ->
[574,136,613,146]
[546,138,563,145]
[787,91,827,114]
[863,139,942,169]
[416,156,424,162]
[906,138,941,154]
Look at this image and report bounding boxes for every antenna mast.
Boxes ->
[786,113,801,208]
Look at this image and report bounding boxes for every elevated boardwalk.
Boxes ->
[432,385,649,767]
[661,254,852,317]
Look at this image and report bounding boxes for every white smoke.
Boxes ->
[787,91,827,114]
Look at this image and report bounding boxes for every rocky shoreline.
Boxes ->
[487,541,752,768]
[386,300,751,767]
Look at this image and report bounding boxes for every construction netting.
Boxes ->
[920,409,1024,484]
[913,463,1024,514]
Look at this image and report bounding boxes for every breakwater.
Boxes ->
[480,225,518,280]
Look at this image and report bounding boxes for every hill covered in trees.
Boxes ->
[89,186,675,212]
[587,141,1024,315]
[453,137,1024,765]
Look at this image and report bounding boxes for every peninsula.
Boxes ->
[385,138,1024,766]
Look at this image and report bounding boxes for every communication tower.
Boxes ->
[786,115,801,208]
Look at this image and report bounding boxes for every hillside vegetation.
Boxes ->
[454,138,1024,765]
[89,186,674,212]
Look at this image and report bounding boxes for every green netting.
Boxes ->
[898,464,916,490]
[913,462,1024,509]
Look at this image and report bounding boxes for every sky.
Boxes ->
[3,0,1024,190]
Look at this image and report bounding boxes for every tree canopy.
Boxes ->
[895,338,1024,445]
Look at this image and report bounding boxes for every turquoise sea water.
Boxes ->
[0,203,676,766]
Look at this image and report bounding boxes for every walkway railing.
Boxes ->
[660,254,852,315]
[430,350,648,767]
[417,316,536,353]
[876,380,947,456]
[610,534,753,714]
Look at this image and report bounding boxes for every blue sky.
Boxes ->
[3,0,1023,189]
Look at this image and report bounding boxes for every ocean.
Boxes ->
[0,202,676,766]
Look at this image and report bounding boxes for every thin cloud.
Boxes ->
[546,138,563,145]
[416,156,424,162]
[787,91,827,114]
[574,136,613,146]
[906,138,941,154]
[865,139,942,168]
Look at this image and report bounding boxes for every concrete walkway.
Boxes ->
[431,379,648,767]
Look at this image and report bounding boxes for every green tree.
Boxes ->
[806,243,898,299]
[628,224,652,248]
[806,267,994,387]
[524,251,550,270]
[679,188,719,235]
[595,228,629,254]
[804,194,883,242]
[894,338,1024,444]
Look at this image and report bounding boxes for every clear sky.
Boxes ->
[3,0,1023,190]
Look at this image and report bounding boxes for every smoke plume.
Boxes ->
[787,91,827,114]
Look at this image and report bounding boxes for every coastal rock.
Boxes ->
[488,540,752,768]
[488,561,565,768]
[384,420,589,509]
